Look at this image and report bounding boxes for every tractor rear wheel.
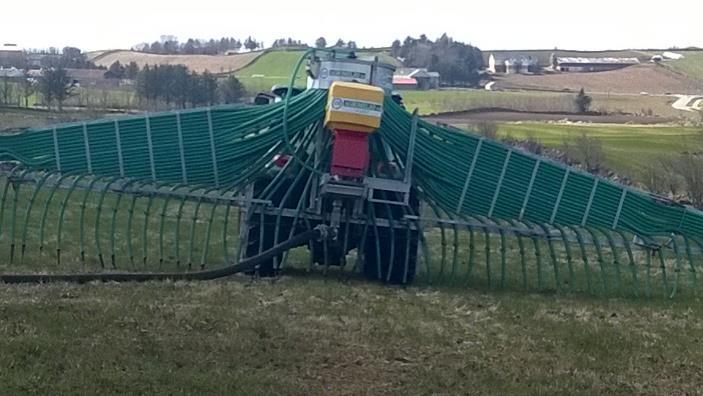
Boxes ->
[363,224,418,284]
[244,214,292,277]
[363,191,420,284]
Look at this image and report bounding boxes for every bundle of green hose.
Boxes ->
[378,96,703,241]
[0,89,327,188]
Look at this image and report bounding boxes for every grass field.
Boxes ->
[667,51,703,81]
[402,88,695,119]
[403,89,576,114]
[0,107,114,131]
[0,165,701,393]
[234,49,399,93]
[2,279,702,394]
[496,123,702,175]
[234,50,307,93]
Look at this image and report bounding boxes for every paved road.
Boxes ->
[672,95,703,112]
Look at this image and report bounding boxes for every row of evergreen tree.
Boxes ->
[135,64,246,108]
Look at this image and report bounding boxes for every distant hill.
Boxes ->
[87,49,264,74]
[232,48,400,92]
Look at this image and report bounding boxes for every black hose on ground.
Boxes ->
[0,226,331,284]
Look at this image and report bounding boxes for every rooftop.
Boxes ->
[392,76,417,85]
[556,57,640,65]
[0,44,22,53]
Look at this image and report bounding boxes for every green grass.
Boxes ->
[494,122,703,177]
[234,48,400,93]
[0,107,113,131]
[1,279,701,394]
[234,50,307,93]
[667,51,703,81]
[401,89,693,119]
[403,89,575,114]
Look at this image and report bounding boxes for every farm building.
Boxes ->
[392,75,418,90]
[487,53,539,74]
[0,44,24,68]
[556,57,639,72]
[393,68,440,90]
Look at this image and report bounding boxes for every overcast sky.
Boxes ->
[2,0,701,52]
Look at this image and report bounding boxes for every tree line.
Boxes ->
[390,34,483,86]
[135,64,245,108]
[134,37,264,55]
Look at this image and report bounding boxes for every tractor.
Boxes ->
[242,50,420,283]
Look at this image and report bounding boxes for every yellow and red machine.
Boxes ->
[324,81,384,178]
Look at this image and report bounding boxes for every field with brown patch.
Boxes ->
[89,49,263,74]
[495,63,703,95]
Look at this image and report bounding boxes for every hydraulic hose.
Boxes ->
[0,225,331,284]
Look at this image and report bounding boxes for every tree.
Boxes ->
[20,77,36,108]
[201,72,218,105]
[1,76,11,106]
[38,67,75,111]
[149,41,163,54]
[562,132,605,172]
[394,33,483,86]
[334,39,345,47]
[673,153,703,206]
[219,75,246,103]
[575,88,592,113]
[315,37,327,48]
[390,39,401,57]
[60,46,92,68]
[244,36,258,51]
[104,60,125,79]
[473,121,498,139]
[346,41,357,50]
[125,61,140,79]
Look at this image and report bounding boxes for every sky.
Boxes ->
[2,0,702,52]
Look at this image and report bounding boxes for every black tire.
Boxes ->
[363,191,420,284]
[363,225,418,284]
[243,176,301,277]
[244,214,290,277]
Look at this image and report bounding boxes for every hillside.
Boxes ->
[232,50,307,92]
[666,51,703,81]
[494,63,703,95]
[88,49,263,74]
[233,49,400,92]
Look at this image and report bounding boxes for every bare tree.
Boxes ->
[473,121,498,139]
[38,67,75,111]
[562,132,605,172]
[641,157,682,196]
[1,76,12,106]
[673,153,703,206]
[574,88,592,113]
[20,77,36,108]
